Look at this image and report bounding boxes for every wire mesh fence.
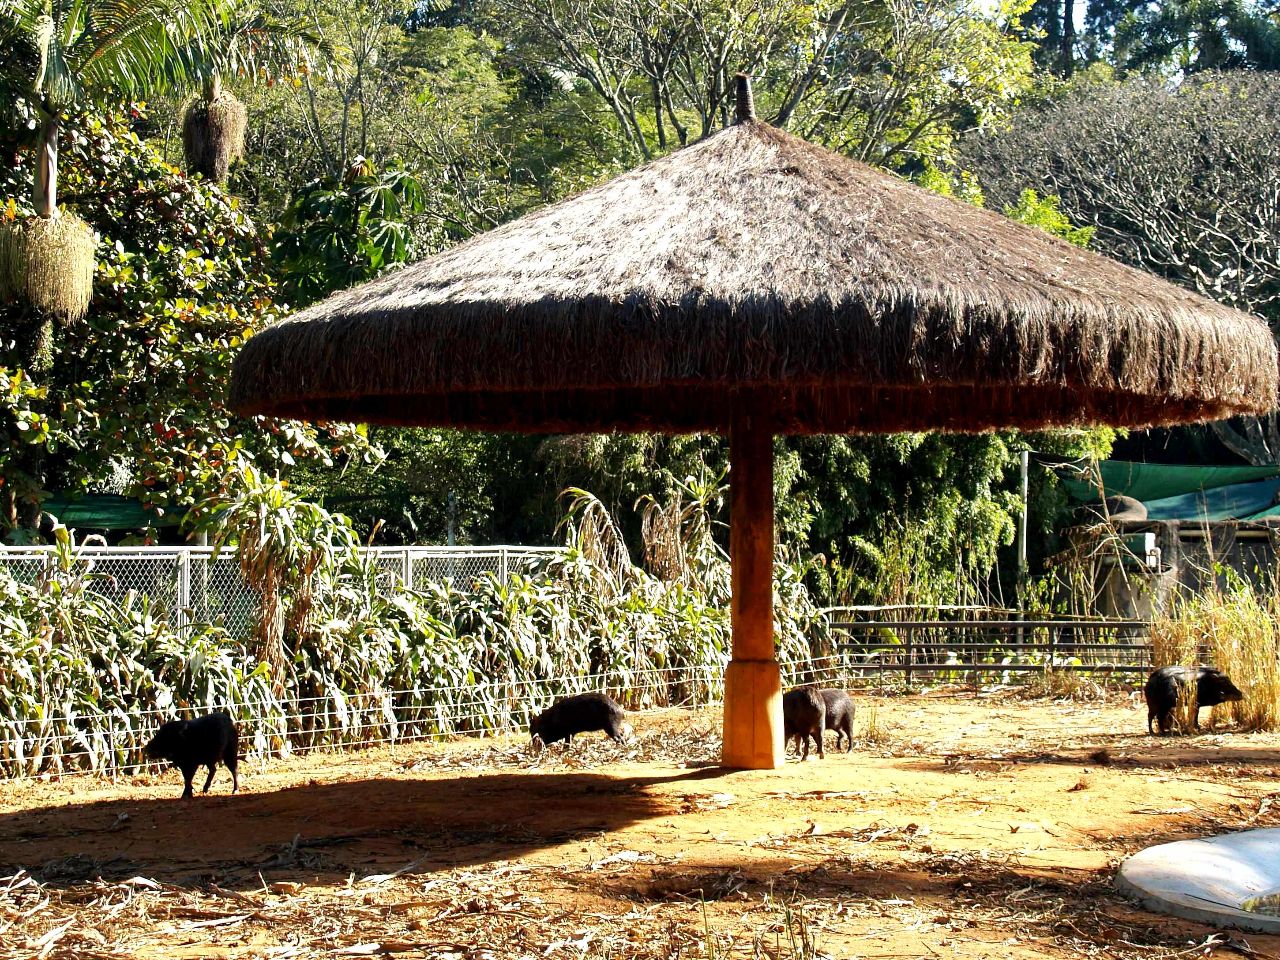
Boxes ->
[0,545,562,637]
[0,654,856,783]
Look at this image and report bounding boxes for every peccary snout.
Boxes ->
[144,711,240,799]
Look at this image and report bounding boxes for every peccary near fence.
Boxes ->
[783,688,825,760]
[818,689,855,752]
[1145,666,1244,735]
[530,692,631,747]
[143,711,240,799]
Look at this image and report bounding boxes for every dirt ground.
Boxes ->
[4,689,1280,960]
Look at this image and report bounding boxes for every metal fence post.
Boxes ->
[500,548,509,584]
[176,549,190,630]
[403,549,414,591]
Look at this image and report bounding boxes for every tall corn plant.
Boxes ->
[0,530,278,776]
[194,464,357,692]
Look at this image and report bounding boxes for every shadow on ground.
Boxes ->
[0,767,727,890]
[901,736,1280,773]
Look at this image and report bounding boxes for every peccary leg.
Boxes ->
[227,754,239,793]
[179,762,198,799]
[202,765,217,793]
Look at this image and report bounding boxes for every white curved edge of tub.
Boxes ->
[1115,828,1280,934]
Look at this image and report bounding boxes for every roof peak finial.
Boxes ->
[734,73,755,123]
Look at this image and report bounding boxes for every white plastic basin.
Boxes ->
[1115,828,1280,933]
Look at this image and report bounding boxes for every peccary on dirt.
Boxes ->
[143,711,240,799]
[530,692,631,747]
[818,689,854,753]
[783,688,825,760]
[1145,666,1244,735]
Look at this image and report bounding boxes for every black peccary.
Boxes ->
[783,688,825,760]
[1145,666,1244,734]
[144,711,240,798]
[530,692,631,747]
[818,689,855,753]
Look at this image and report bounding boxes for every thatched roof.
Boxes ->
[230,91,1278,435]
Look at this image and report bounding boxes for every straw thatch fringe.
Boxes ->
[183,92,248,184]
[230,119,1279,433]
[0,213,96,322]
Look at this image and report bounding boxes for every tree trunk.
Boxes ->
[1061,0,1076,76]
[34,115,59,218]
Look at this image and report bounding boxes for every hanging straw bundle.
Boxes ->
[183,91,248,184]
[0,212,96,321]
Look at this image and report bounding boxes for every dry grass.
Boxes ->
[0,212,96,321]
[1150,584,1280,732]
[6,698,1280,960]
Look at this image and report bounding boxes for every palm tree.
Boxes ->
[182,2,330,184]
[0,0,223,319]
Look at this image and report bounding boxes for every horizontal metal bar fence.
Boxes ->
[831,616,1154,686]
[0,545,564,638]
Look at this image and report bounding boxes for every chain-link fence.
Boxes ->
[0,545,562,638]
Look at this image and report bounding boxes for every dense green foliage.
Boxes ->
[1024,0,1280,76]
[3,0,1275,597]
[0,111,370,535]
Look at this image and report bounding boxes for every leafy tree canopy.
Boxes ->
[0,109,372,536]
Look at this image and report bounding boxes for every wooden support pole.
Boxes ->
[721,398,784,769]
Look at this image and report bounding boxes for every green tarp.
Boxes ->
[43,494,179,529]
[1052,459,1280,522]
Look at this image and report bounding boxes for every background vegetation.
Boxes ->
[2,0,1278,612]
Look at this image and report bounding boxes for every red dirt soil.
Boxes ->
[3,690,1280,959]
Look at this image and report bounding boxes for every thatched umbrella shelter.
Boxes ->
[231,76,1278,769]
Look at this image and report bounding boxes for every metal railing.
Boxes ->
[0,544,563,638]
[832,616,1152,686]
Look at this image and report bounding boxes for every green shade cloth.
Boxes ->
[1142,477,1280,522]
[1052,459,1280,522]
[43,494,179,529]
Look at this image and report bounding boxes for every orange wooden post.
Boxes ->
[721,400,785,769]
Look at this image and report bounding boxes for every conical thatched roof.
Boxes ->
[230,106,1278,434]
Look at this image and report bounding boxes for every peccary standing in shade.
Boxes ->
[1145,666,1244,734]
[143,711,240,799]
[783,687,825,760]
[818,688,855,753]
[530,692,631,747]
